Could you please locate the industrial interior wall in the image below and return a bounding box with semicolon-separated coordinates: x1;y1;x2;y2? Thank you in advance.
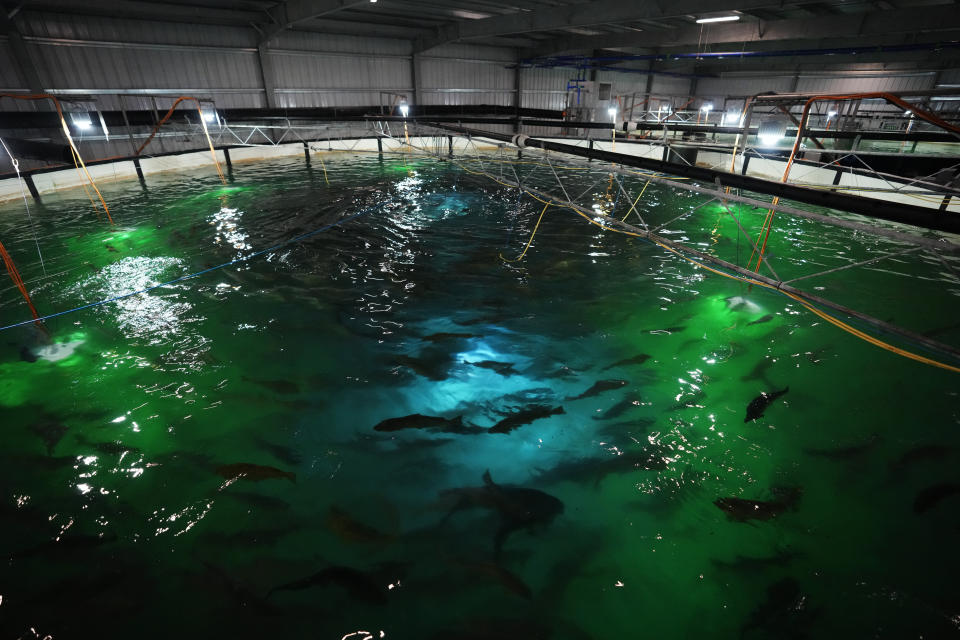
0;10;523;112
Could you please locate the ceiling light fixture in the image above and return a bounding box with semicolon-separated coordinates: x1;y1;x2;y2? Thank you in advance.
696;15;740;24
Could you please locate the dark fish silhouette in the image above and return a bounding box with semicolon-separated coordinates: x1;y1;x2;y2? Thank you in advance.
804;434;879;460
14;533;117;559
215;462;296;483
31;421;69;455
440;470;563;556
19;345;38;362
202;562;279;616
468;360;520;376
748;314;774;326
422;332;475;342
534;445;667;487
268;565;389;604
489;405;564;434
253;437;302;466
242;376;298;395
565;379;628;401
711;549;803;572
601;354;650;371
742;577;808;638
374;413;466;433
325;506;394;544
894;444;954;469
592;396;642;421
913;483;960;514
395;350;454;380
741;358;774;384
223;491;290;512
201;526;291;547
452;558;533;600
75;434;140;456
714;487;801;522
745;386;789;422
595;417;655;441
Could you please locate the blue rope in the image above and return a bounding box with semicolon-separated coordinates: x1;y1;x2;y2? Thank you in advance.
0;202;386;333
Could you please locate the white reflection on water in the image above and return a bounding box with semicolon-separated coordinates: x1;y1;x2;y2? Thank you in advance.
210;206;251;256
73;256;192;343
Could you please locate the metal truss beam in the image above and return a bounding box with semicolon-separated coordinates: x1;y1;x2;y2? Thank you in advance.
529;5;960;57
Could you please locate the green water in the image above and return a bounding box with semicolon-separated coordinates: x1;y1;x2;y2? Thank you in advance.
1;153;959;639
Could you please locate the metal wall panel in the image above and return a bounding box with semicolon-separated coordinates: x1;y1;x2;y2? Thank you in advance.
20;11;256;48
274;32;410;56
795;73;936;94
522;68;572;111
650;75;693;97
0;39;25;91
697;75;795;97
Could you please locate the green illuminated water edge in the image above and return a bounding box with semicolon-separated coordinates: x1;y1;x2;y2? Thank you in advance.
0;153;958;639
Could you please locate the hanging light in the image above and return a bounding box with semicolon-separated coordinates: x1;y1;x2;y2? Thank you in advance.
399;100;410;118
608;106;617;120
696;15;740;23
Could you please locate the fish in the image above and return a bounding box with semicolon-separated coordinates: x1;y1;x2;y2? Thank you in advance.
222;491;290;512
373;413;467;433
31;421;69;455
488;405;565;434
75;434;140;456
913;483;960;514
745;386;789;422
741;358;774;384
268;565;390;604
422;332;475;342
594;417;655;441
565;379;628;401
201;526;291;547
325;506;394;544
714;487;801;522
105;244;119;253
13;533;118;559
395;350;455;381
253;437;302;466
242;376;299;395
202;562;279;616
452;558;533;600
468;360;519;376
893;444;954;469
534;445;667;487
711;548;804;572
440;470;563;557
591;396;642;421
215;462;296;483
804;434;880;460
601;354;651;371
748;314;775;326
742;577;809;637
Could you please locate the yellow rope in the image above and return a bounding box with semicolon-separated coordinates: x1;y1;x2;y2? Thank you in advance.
621;179;651;222
500;201;550;262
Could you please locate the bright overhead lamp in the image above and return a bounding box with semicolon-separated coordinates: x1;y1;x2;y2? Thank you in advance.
71;114;92;130
696;15;740;23
701;104;713;112
608;106;617;119
399;101;410;117
202;111;217;123
827;110;837;117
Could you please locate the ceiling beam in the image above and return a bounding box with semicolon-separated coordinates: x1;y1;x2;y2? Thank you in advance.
22;0;263;27
412;0;807;53
527;4;960;57
259;0;370;43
